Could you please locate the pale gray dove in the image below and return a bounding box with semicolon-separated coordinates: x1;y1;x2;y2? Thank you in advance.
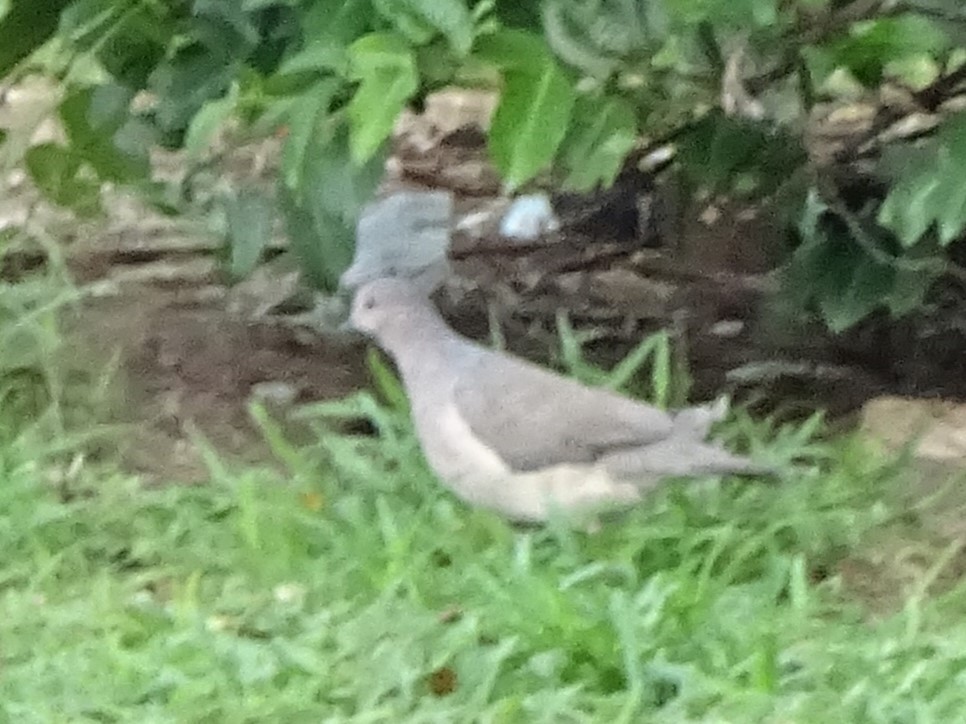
349;277;773;522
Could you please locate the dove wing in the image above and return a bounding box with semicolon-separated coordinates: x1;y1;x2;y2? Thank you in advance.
452;351;675;471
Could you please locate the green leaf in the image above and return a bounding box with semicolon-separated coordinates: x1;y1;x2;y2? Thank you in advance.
489;63;575;190
278;113;384;290
185;87;239;160
61;0;171;88
880;172;941;247
346;33;419;164
819;257;894;333
59;84;151;183
0;0;72;76
792;193;869;330
541;0;675;76
308;113;387;224
560;94;637;191
24;143;101;216
541;1;620;78
678;111;806;195
666;0;781;27
792;190;935;331
366;347;410;414
149;45;237;140
278;40;346;76
303;0;372;42
938;182;966;245
374;0;474;55
192;0;260;58
224;188;274;281
681;112;759;188
280;80;340;191
476;28;553;71
278;0;372;76
878;112;966;247
822;14;952;86
478;30;576;190
407;0;475;55
492;0;542;30
935;117;966;244
886;266;936;318
279;181;353;292
372;0;434;46
59;0;122;47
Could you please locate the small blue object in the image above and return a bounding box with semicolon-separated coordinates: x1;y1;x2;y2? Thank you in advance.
499;193;560;241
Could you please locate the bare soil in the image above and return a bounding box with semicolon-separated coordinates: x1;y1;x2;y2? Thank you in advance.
59;279;367;481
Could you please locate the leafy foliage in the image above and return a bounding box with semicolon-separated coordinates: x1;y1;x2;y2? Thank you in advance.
879;111;966;247
559;93;638;191
24;143;101;216
345;33;420;164
810;13;953;88
789;192;939;333
0;0;965;324
477;29;577;190
0;0;73;76
676;110;807;197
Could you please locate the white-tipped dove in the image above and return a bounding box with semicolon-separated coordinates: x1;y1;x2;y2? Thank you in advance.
349;278;772;522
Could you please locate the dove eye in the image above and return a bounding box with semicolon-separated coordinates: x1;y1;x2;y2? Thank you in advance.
362;296;376;311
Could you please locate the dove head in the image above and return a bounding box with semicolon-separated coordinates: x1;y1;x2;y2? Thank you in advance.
349;277;445;350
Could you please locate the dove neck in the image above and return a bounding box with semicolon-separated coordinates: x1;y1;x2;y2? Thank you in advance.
377;304;465;382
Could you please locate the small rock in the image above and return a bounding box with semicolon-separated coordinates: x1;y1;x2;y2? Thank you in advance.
710;320;746;338
423;88;497;135
860;396;966;464
250;381;299;407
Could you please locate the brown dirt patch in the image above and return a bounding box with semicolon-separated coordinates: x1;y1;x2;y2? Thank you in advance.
59;282;368;482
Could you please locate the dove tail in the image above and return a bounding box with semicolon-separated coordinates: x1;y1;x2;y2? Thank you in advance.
600;440;773;481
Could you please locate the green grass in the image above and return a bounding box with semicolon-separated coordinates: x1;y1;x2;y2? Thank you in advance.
2;271;966;722
4;382;966;723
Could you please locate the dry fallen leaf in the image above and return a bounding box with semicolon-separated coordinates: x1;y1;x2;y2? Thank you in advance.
427;666;458;697
300;491;324;512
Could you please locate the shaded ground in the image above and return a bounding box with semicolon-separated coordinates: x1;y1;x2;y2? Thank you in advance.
60;279;366;481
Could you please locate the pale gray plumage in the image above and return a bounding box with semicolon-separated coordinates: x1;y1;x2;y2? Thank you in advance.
349;277;771;521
